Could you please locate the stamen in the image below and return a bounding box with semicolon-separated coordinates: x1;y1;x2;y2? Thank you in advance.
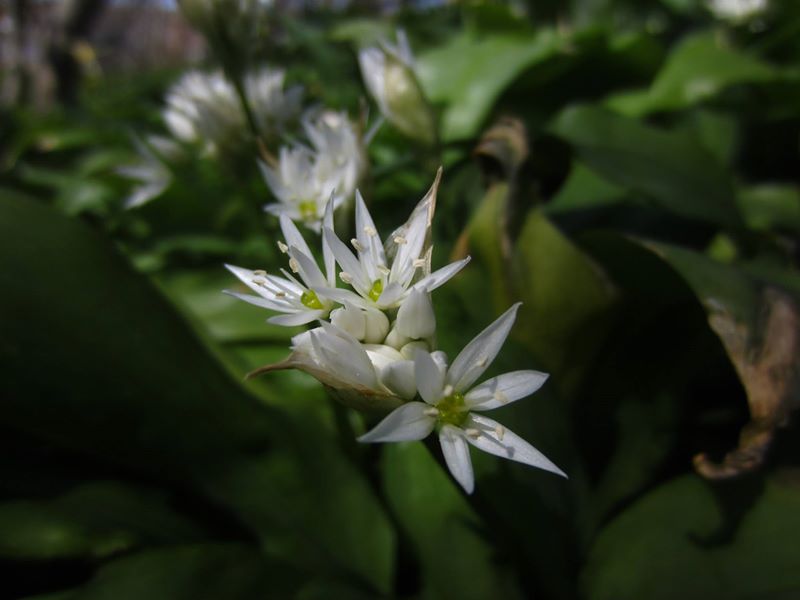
377;264;390;275
493;391;509;404
412;258;426;268
277;241;288;254
251;277;266;285
494;425;506;440
393;235;407;245
465;428;481;439
363;225;377;237
275;291;287;298
339;271;353;284
423;408;439;417
442;384;454;397
288;258;300;273
253;269;267;276
351;238;364;252
476;356;488;368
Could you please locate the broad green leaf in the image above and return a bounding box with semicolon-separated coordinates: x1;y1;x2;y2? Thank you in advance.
382;442;526;600
546;161;626;213
0;196;395;593
22;543;300;600
416;29;564;140
0;482;206;561
737;184;800;234
583;475;800;600
512;210;617;395
607;31;781;117
550;105;741;228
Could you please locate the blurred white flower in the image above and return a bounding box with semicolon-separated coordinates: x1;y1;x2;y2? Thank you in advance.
261;110;364;231
224;203;337;326
117;135;180;209
318;172;470;310
359;303;567;494
358;30;436;145
708;0;767;21
163;68;302;155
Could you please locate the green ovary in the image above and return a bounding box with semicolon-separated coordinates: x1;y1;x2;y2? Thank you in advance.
301;289;324;309
368;279;384;302
436;392;468;427
299;201;317;221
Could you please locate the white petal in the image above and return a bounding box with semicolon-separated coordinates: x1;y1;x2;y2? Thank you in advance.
312;286;371;309
279;213;313;259
412;256;471;292
323;227;370;295
396;288;436;340
414;350;445;405
363;307;390;344
322;195;337;286
311;324;378;389
355;191;386;280
358;402;435;443
288;245;326;290
464;414;567;478
375;282;405;307
267;310;325;326
389;207;428;287
379;359;417;400
465;370;549;411
439;425;474;494
222;290;291;312
446;303;521;393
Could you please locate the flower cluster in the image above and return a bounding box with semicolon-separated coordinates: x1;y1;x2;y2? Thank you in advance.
225;170;566;493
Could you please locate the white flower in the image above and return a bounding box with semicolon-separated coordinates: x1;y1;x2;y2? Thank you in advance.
244;67;304;139
117;135;179;209
304;109;365;207
224;203;337;326
358;303;567;494
163;68;302;154
290;322;416;401
358;30;436;145
708;0;766;21
317;170;470;311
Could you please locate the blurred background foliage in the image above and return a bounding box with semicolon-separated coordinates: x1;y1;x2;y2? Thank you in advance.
1;0;800;598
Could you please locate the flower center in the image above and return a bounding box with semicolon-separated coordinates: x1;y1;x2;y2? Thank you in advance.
436;391;468;427
299;200;317;220
300;289;323;309
368;279;384;302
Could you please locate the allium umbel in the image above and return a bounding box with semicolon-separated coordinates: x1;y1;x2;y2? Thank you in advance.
227;169;566;492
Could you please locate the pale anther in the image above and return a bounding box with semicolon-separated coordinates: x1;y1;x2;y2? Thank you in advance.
339;271;353;284
477;356;488;367
393;235;407;245
251;277;266;285
253;269;267;276
412;258;426;268
288;258;300;273
442;384;454;397
351;238;364;252
277;241;289;254
494;391;509;404
363;225;377;237
423;408;439;417
465;428;481;439
495;425;506;440
275;291;286;298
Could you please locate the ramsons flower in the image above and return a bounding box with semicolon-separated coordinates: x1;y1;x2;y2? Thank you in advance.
224;204;337;326
317;170;470;310
118;135;180;209
358;303;567;494
262;110;364;231
163;68;302;154
358;30;436;145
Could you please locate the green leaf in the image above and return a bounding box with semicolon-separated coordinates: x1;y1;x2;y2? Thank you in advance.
549;105;741;228
737;184;800;234
0;196;395;593
382;442;526;600
416;30;564;140
583;475;800;600
0;482;206;561
606;31;782;117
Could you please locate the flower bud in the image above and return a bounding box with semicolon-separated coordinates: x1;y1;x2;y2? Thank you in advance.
363;308;390;344
330;304;366;340
400;340;429;360
396;288;436;340
384;325;411;350
358;31;436;146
